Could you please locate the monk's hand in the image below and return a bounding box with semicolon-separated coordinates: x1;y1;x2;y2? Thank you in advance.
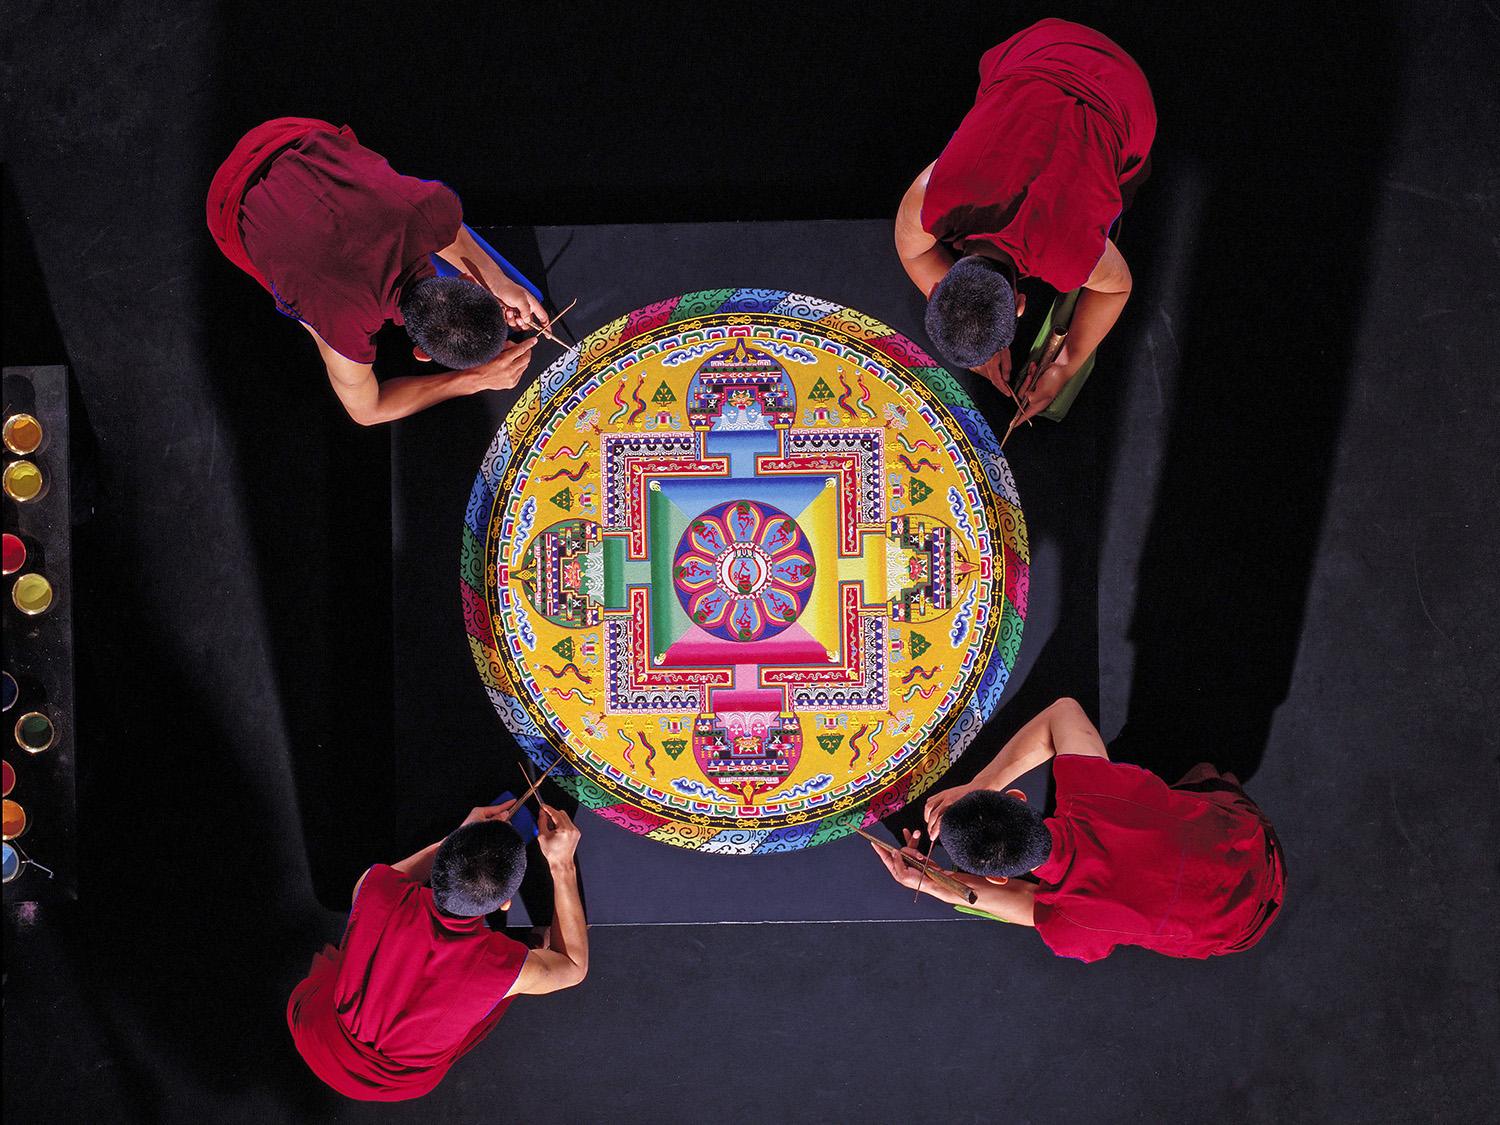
923;784;976;842
537;803;581;867
876;828;978;906
870;830;924;892
971;349;1014;399
1015;361;1071;423
467;336;539;393
871;828;951;898
463;800;517;827
496;281;550;333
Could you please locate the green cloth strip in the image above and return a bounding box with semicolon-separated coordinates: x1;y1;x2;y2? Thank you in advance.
1025;288;1095;422
955;903;1014;924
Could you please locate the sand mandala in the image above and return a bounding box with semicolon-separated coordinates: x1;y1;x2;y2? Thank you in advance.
462;289;1029;853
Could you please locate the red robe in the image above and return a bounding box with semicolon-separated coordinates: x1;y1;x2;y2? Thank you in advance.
287;865;528;1101
1031;757;1286;962
205;117;341;294
206;118;462;363
921;19;1157;292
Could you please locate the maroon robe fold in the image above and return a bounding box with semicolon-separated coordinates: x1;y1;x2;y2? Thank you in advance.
921;19;1157;291
287;865;528;1101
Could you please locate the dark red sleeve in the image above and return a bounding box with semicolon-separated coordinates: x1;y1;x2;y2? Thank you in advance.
485;932;529;995
1030;903;1121;963
347;864;408;932
408;180;463;258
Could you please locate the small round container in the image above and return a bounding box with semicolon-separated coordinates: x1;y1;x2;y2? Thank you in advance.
3;459;45;503
2;759;13;796
1;671;15;712
2;533;25;575
1;841;50;884
12;573;54;615
3;414;43;456
2;798;26;840
15;712;53;753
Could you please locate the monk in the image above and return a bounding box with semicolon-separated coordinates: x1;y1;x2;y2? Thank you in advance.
895;19;1156;421
287;799;588;1100
207;117;547;425
870;699;1285;962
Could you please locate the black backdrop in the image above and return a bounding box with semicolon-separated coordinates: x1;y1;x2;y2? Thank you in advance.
4;1;1499;1121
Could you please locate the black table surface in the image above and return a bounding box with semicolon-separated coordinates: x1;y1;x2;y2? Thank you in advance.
391;220;1099;924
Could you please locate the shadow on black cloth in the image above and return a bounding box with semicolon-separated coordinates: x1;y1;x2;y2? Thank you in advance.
1101;5;1400;783
1;166;69;369
195;200;396;904
48;611;336;1121
0;166;102;531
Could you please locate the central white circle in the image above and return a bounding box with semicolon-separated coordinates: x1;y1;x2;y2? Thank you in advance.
716;545;771;595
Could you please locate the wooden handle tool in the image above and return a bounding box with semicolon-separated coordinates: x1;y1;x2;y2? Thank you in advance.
514;755;562;808
856;828;978;904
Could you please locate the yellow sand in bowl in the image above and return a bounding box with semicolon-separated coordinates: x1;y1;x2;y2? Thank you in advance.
12;573;54;615
3;459;43;502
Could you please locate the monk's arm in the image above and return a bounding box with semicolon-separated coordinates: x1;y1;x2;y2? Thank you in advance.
870;834;1038;925
973;698;1110;791
1056;239;1132;373
519;859;589;994
1012;240;1132;422
926;698;1107;838
894;163;954;297
508;807;589;996
390;841;443;883
304;323;536;426
966;874;1039;927
435;225;548;329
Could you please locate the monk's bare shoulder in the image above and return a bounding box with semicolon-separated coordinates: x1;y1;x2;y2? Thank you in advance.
1085;239;1132;294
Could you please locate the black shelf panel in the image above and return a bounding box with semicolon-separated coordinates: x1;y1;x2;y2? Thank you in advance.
4;365;77;903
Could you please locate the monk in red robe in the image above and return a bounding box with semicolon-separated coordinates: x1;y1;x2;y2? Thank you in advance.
895;19;1156;421
207;117;546;425
287;800;588;1100
871;699;1285;962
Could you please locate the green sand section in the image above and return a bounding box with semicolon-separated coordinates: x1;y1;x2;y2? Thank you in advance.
566;775;616;810
669;289;736;323
460;525;485;590
647;488;693;657
602;535;652;610
809;807;868;846
907;365;970;408
998;601;1025;669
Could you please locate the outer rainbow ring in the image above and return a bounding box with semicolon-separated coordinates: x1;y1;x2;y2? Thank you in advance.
462;289;1029;854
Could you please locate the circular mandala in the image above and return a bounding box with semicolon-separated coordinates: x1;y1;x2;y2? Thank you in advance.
673;499;815;642
462;290;1029;854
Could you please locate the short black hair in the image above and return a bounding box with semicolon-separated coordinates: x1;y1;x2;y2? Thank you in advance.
941;790;1052;877
924;254;1017;369
430;820;526;917
400;276;509;370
